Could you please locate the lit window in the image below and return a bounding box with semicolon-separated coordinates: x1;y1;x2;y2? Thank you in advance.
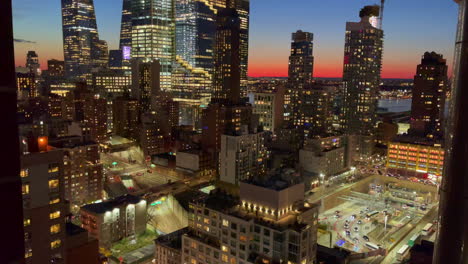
50;224;61;234
222;254;228;262
49;179;59;189
48;163;59;173
50;211;60;219
50;239;61;249
22;184;30;195
20;169;29;178
24;218;31;227
222;219;229;227
50;198;60;204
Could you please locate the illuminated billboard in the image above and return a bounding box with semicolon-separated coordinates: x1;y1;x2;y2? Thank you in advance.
122;46;131;60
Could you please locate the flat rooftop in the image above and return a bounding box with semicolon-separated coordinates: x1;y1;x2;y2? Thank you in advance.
81;194;141;214
194;190;316;232
155;227;188;250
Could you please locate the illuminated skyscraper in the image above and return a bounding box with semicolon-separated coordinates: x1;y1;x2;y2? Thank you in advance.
61;0;106;79
118;0;132;72
341;5;383;158
285;30;314;128
212;8;241;105
227;0;249;97
172;0;218;126
410;52;448;138
288;30;314;84
131;0;174;91
119;0;132;48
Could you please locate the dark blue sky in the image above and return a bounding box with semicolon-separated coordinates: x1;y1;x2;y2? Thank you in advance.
13;0;459;77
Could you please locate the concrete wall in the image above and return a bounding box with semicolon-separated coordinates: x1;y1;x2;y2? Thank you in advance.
176;152;199;171
240;182;305;211
300;147;346;176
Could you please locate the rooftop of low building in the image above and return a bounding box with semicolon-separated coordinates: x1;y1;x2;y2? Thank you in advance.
81;194;142;214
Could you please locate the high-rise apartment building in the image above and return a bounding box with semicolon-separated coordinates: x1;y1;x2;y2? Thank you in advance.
285;30;314;128
140;112;168;156
175;180;318;264
219;132;268;185
82;96;108;143
21;148;67;263
61;0;106;79
288;30;314;84
131;0;174;91
47;59;65;77
212;8;242;105
228;0;249;96
341;5;383;158
293;84;334;138
72;83;108;143
410;52;448;138
131;59;161;113
26;51;40;76
113;96;140;140
16;72;36;99
202;7;257;170
49;136;103;206
249;85;285;133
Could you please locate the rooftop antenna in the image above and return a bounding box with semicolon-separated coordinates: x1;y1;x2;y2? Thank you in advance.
380;0;385;29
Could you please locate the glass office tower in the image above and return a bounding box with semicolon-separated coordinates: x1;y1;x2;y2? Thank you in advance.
61;0;105;79
131;0;175;92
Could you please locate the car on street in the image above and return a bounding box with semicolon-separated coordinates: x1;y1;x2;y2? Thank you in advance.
335;210;340;215
346;231;351;236
363;235;370;241
357;220;362;225
351;214;356;220
354;227;359;232
353;237;360;243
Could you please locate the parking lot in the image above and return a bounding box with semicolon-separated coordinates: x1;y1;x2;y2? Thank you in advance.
317;182;436;255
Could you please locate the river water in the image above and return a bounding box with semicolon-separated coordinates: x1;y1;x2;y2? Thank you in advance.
378;99;411;113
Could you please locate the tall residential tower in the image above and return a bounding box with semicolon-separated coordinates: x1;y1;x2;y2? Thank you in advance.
228;0;250;96
288;30;314;84
410;51;448;138
341;5;383;159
